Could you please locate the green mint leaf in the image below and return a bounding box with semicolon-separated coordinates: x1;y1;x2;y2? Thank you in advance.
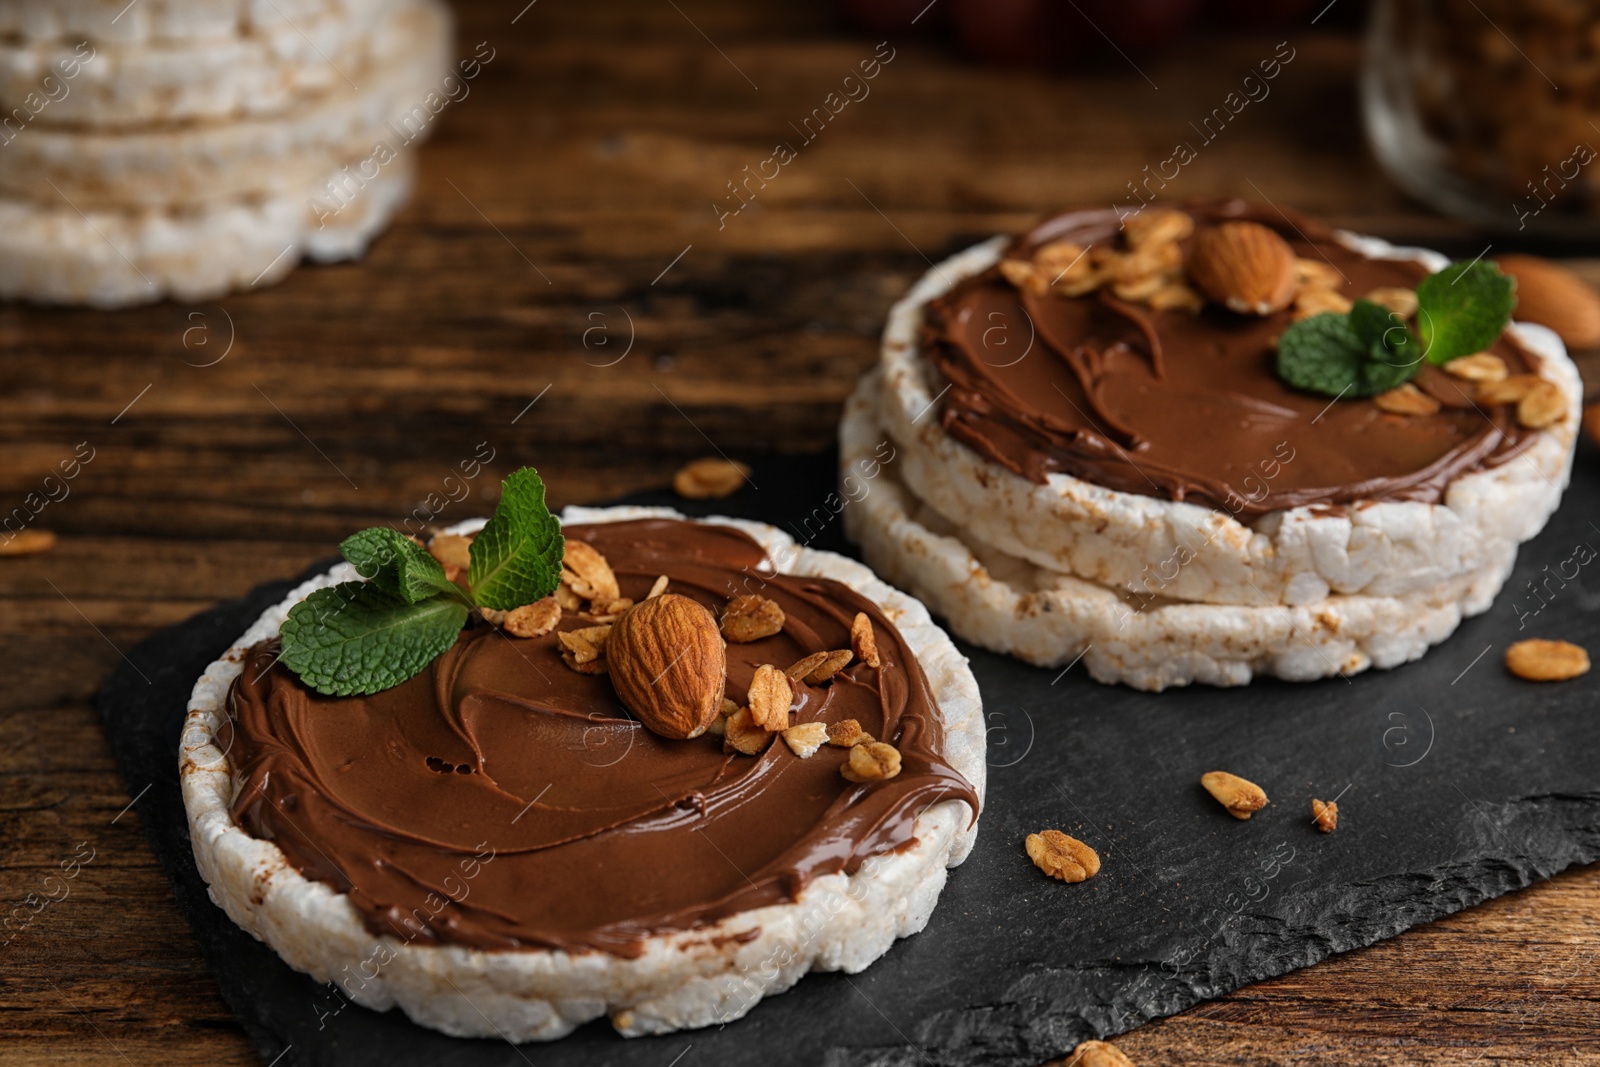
468;467;563;610
340;527;461;604
1276;312;1370;397
1361;346;1421;394
280;581;469;696
1416;260;1515;365
1348;298;1423;392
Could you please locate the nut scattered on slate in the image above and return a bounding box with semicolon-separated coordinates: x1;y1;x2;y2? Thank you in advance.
1025;830;1101;884
1311;798;1339;833
1201;770;1269;820
673;457;750;499
1505;639;1590;681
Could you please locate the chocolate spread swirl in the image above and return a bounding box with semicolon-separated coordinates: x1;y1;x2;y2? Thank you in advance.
223;519;977;958
923;200;1537;515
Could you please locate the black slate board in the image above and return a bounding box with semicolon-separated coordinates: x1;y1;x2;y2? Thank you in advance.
97;448;1600;1067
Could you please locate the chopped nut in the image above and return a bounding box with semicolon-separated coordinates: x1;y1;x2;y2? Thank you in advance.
1034;241;1094;287
557;630;603;665
562;539;620;602
1475;374;1542;406
673;457;752;500
1147;283;1205;313
554;584;583;612
721;595;785;643
0;529;58;557
1293;285;1353;320
782;721;829;758
427;532;472;570
1055;268;1107;298
1363;287;1419;317
721;697;739;715
841;741;902;783
1201;770;1269;819
1110;273;1166;302
502;597;562;638
1122;208;1193;250
1505;639;1590;681
560;649;608;675
1373;383;1441;416
647;575;669;599
785;652;829;681
585;596;633;621
803;649;854;684
826;718;874;748
477;607;508;626
1442;352;1509;383
1517;379;1566;429
746;664;793;732
1311;798;1339;833
1025;830;1101;883
850;612;881;669
1294;258;1344;288
1064;1039;1135;1067
723;706;773;755
999;258;1048;296
705;713;727;737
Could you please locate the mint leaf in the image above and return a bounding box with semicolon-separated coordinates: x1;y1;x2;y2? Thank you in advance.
280;582;469;696
340;527;461;604
1276;312;1369;396
1416;260;1515;365
468;468;563;610
1349;298;1423;392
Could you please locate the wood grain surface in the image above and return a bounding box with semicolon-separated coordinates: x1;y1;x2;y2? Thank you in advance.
0;1;1595;1064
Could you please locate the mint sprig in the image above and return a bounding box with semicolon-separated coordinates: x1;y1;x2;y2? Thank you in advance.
279;467;564;696
1275;260;1516;398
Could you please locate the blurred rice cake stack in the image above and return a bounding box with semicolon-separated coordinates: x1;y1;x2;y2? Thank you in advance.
0;0;452;307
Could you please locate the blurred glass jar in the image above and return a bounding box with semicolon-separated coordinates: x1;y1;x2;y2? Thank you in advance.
1363;0;1600;234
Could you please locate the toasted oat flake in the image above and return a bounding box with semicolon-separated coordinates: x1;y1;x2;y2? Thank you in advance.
1311;798;1339;833
1373;383;1441;416
562;539;620;601
721;595;785;643
840;741;901;783
746;664;792;732
850;612;881;669
673;457;751;500
826;718;873;748
723;706;773;755
502;597;562;638
804;649;854;684
781;722;828;758
427;532;472;571
1442;352;1508;383
1025;829;1101;883
1505;639;1590;681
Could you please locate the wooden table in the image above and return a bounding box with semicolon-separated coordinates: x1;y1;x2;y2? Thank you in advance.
2;2;1596;1063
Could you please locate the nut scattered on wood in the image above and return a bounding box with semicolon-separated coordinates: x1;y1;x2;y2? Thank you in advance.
841;741;902;783
605;594;727;739
501;597;562;638
1505;639;1590;681
673;457;751;500
1187;220;1297;316
1025;830;1101;884
1496;253;1600;350
1201;770;1269;820
1311;798;1339;833
0;529;57;558
427;532;472;570
647;575;669;599
826;718;873;748
1442;352;1508;383
1475;373;1542;406
723;706;774;755
802;649;854;684
1373;382;1441;416
850;612;881;669
1517;379;1566;429
745;664;792;732
721;595;785;643
1363;287;1419;318
782;721;828;758
1122;208;1193;250
1063;1039;1135;1067
562;539;620;602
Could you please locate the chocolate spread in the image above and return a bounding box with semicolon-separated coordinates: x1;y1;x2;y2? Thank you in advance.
924;200;1536;515
223;519;977;957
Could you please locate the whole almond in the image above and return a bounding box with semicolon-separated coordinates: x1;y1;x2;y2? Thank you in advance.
1201;770;1268;819
1497;254;1600;350
606;594;726;739
1188;221;1297;316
